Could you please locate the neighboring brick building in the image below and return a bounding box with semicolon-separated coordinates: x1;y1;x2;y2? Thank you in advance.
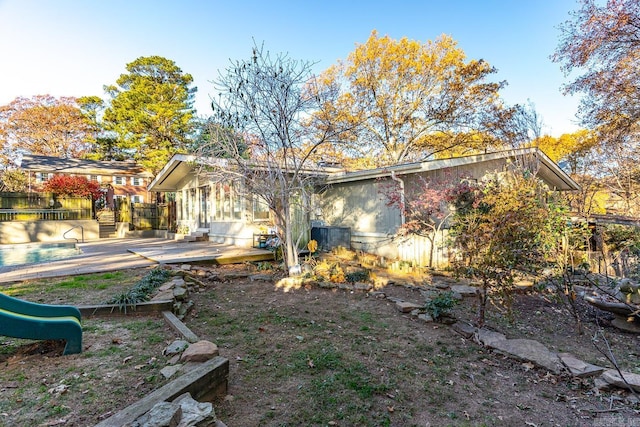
18;154;154;208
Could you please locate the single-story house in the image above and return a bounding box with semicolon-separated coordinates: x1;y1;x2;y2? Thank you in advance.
18;154;154;207
148;147;579;267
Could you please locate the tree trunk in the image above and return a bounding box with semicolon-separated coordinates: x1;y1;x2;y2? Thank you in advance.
476;285;488;328
281;197;300;275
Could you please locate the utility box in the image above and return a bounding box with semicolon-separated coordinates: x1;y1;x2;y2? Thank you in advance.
311;226;351;251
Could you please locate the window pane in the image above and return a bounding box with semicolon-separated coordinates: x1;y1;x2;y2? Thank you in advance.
223;184;231;219
232;182;242;220
253;197;270;221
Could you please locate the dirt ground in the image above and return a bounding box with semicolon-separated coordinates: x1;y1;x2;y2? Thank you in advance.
187;267;640;427
1;263;639;426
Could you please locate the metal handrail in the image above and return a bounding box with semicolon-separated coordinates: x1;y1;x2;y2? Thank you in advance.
63;225;84;243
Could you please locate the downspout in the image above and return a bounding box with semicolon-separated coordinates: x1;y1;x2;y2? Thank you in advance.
390;171;405;226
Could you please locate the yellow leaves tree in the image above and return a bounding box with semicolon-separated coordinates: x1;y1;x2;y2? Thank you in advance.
311;30;506;166
534;129;597;169
535;130;611;216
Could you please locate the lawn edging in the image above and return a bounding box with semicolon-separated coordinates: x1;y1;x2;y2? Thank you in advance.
78;300;174;317
93;356;229;427
91;304;229;426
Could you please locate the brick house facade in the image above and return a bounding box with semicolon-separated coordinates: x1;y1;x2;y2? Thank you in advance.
18;154;154;208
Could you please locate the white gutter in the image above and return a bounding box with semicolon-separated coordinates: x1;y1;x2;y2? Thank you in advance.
390;170;405;225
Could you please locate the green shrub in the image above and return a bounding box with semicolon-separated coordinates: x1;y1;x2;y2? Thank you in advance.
105;268;172;311
425;291;458;320
345;270;370;283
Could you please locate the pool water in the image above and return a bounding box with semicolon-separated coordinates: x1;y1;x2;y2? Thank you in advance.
0;242;82;267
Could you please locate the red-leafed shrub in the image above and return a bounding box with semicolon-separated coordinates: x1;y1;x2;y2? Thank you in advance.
42;175;102;200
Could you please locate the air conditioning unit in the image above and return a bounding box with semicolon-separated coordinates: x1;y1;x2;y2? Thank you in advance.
311;226;351;251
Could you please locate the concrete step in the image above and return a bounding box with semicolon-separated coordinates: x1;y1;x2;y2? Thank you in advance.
99;224;117;238
175;231;209;243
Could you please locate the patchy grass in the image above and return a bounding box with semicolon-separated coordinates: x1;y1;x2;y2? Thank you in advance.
187;263;640;426
2;269;152;305
0;316;177;426
0;269;179;426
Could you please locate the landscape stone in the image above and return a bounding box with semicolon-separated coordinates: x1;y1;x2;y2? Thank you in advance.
419;289;440;299
131;393;217;427
160;364;183;379
180;264;192;271
450;285;478;297
178;301;194;318
172;278;186;287
354;282;372;291
221;271;251;280
450;291;463;301
207;272;221;281
367;291;386;298
398;282;416;289
418;313;434;322
476;328;507;347
152;289;176;302
489;338;564;374
132;401;182;427
451;321;476;339
396;301;423;313
164;340;190;356
173;392;216;425
337;283;354;291
600;369;640;392
249;274;274;282
181;341;219;363
558;353;605;378
593;376;615;391
173;286;188;301
159;282;175;292
611;316;640;333
318;281;337;289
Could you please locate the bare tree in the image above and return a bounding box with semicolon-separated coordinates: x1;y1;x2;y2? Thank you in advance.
196;44;345;274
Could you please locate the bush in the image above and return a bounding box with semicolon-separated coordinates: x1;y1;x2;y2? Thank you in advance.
425;291;458;320
105;268;172;311
345;270;370;283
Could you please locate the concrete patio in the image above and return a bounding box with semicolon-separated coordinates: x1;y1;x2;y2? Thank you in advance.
0;238;274;284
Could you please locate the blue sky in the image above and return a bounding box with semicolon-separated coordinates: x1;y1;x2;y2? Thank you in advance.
0;0;582;136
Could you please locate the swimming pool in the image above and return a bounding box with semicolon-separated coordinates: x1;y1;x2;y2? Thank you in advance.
0;242;82;267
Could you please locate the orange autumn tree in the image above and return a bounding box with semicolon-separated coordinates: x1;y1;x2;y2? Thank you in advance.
42;175;102;201
0;95;98;166
311;30;507;167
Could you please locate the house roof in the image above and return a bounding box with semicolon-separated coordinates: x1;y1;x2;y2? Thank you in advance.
147;154;335;192
147;154;198;192
18;154;153;178
324;147;580;191
148;147;580;192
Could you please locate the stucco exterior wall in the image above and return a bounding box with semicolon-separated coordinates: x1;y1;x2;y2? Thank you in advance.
0;220;99;244
318;159;519;266
318;180;402;259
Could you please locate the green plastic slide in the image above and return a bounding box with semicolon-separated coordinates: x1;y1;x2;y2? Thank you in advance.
0;293;82;355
